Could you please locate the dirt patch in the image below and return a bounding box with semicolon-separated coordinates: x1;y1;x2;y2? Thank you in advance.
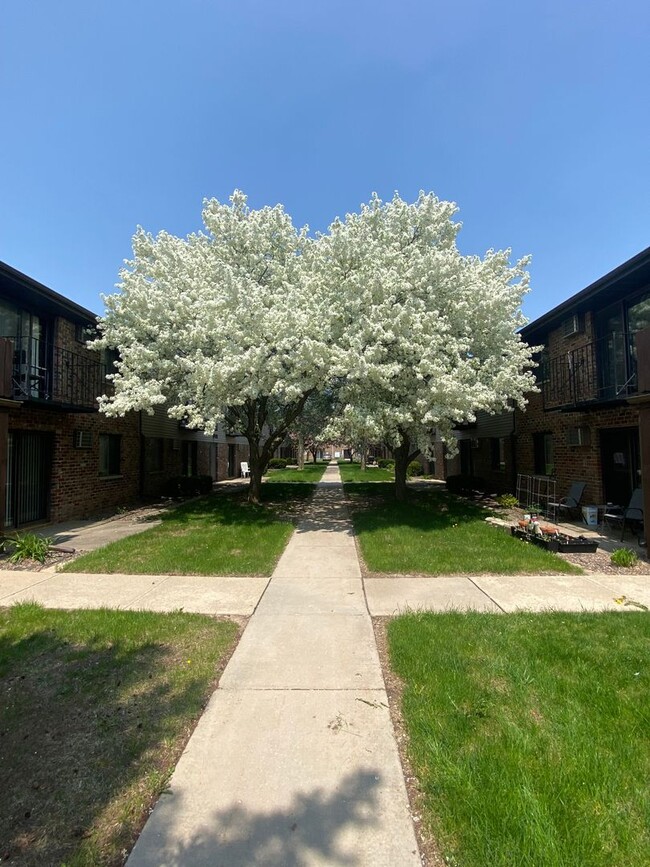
0;550;77;572
372;616;445;867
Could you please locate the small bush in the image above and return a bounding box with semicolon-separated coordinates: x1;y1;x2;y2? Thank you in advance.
2;533;53;564
377;458;395;469
496;493;519;508
446;474;486;495
163;475;213;498
268;458;289;469
407;460;424;477
610;548;639;568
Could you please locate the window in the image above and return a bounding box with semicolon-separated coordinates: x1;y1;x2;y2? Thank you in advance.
533;432;554;476
75;322;97;343
99;434;121;477
534;349;550;384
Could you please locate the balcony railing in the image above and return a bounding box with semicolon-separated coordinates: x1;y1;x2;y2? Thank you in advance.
542;332;638;410
1;336;112;411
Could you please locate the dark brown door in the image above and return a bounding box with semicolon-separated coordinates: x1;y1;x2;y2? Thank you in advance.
600;427;640;507
5;431;52;527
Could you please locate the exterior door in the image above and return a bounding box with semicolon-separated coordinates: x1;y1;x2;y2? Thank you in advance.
5;431;52;527
459;439;474;476
600;427;640;508
227;444;236;477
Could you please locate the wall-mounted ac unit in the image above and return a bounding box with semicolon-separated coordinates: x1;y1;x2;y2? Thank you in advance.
563;314;583;338
74;430;92;449
567;426;590;447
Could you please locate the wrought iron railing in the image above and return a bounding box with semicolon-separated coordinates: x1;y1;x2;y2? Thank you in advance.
1;336;113;410
542;331;638;410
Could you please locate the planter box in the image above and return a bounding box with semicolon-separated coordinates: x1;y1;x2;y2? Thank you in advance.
510;527;599;554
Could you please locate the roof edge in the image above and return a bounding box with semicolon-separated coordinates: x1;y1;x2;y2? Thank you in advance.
522;245;650;337
0;260;99;322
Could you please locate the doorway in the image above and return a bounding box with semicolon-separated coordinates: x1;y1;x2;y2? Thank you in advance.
459;439;474;476
5;431;52;527
600;427;640;507
227;444;236;478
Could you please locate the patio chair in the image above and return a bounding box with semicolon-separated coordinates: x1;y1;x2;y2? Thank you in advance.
240;461;250;478
604;488;644;541
548;481;586;521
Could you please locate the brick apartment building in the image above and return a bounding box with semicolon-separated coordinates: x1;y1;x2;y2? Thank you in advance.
432;246;650;517
0;262;249;530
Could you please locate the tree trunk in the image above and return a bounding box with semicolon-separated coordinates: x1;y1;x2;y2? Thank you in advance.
310;448;318;463
393;431;420;502
393;439;410;502
360;441;368;471
297;433;305;470
246;438;265;505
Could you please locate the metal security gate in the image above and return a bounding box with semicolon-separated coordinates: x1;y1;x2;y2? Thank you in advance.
5;431;52;528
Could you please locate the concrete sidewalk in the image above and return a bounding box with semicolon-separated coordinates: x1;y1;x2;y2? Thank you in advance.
127;464;421;867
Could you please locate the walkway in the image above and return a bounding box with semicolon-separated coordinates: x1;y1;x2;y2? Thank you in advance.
127;463;421;866
2;468;649;864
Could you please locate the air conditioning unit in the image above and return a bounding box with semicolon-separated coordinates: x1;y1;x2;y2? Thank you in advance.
567;426;590;447
563;314;583;338
74;430;92;449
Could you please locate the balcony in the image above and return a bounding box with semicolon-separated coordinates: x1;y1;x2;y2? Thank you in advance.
0;336;112;411
542;332;638;411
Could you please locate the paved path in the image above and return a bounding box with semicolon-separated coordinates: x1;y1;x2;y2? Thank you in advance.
127;464;421;866
2;471;649;865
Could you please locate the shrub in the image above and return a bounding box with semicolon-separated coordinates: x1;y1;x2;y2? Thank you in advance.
611;548;639;568
446;474;486;495
377;458;395;469
496;493;519;508
268;458;289;469
407;460;424;477
163;475;213;498
2;533;53;564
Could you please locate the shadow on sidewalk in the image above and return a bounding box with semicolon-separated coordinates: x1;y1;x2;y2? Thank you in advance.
135;768;382;866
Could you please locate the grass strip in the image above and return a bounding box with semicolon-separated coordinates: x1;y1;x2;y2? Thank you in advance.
347;483;581;574
337;463;395;483
63;484;315;575
264;462;327;483
0;602;239;867
388;611;650;867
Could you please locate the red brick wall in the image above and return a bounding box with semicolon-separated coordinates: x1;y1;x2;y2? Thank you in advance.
9;404;140;522
515;391;639;505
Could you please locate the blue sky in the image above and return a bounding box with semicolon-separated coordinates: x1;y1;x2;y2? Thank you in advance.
2;1;649;321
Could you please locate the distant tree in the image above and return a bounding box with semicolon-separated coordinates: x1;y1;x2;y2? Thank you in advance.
289;389;337;468
94;192;333;503
317;192;536;500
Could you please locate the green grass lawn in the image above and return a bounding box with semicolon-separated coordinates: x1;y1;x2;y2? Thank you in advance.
265;462;327;482
337;462;395;483
346;483;580;574
63;484;315;575
0;602;239;867
388;611;650;867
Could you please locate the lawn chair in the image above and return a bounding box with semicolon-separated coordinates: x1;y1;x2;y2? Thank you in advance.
604;488;644;541
240;461;250;478
548;481;586;521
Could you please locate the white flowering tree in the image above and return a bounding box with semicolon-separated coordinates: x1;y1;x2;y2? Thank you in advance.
317;192;537;500
94;192;333;503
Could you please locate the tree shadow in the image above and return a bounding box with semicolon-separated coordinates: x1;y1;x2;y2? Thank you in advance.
133;769;382;867
0;608;234;866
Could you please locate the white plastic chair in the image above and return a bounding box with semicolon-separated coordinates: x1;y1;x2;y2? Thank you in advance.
240;461;250;478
